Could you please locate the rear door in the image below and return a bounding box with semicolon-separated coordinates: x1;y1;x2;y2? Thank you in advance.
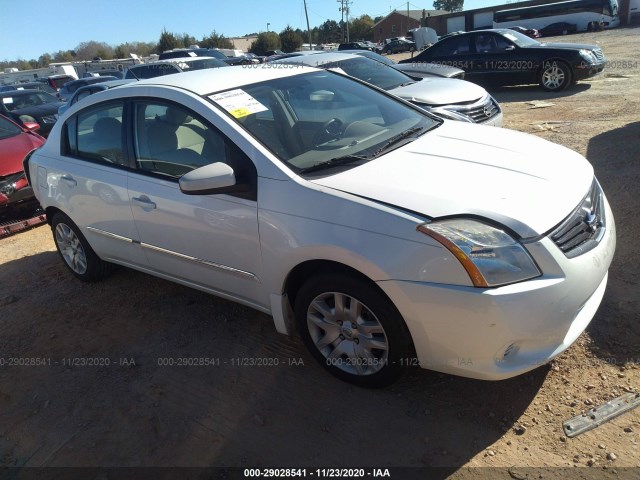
50;100;147;267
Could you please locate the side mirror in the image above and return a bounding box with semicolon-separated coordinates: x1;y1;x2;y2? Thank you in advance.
179;162;236;195
505;45;516;51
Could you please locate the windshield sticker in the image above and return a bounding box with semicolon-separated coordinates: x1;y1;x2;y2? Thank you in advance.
2;97;13;104
209;89;268;118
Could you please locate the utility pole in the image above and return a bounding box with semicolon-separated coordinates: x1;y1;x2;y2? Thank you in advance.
303;0;312;50
338;0;345;42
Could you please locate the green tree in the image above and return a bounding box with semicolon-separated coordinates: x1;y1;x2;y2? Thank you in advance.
114;41;157;58
318;20;341;43
279;26;303;52
349;15;374;41
74;41;114;60
200;31;234;49
37;53;52;68
249;32;281;55
158;28;180;54
180;33;198;48
52;50;75;62
433;0;463;12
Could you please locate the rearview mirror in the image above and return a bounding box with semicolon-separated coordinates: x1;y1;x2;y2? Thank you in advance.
179;162;236;195
310;90;335;102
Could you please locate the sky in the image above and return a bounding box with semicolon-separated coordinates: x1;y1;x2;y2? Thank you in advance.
0;0;507;61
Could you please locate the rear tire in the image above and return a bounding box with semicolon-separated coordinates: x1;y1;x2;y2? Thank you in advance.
51;212;115;282
295;273;411;387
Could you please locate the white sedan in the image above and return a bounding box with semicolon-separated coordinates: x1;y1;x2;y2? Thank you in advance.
24;65;615;387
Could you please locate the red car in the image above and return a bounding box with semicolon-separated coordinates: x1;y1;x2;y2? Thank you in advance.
0;114;45;211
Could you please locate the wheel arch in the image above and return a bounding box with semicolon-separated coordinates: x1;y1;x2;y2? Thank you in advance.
279;259;416;355
45;206;63;225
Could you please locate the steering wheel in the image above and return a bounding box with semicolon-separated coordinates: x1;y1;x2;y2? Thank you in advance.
312;118;344;148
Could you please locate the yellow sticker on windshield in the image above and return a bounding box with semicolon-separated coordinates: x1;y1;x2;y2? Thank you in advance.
228;107;252;118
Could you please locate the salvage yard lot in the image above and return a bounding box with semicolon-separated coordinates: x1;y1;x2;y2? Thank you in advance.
0;27;638;476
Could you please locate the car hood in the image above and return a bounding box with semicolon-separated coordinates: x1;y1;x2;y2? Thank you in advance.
0;132;43;176
309;121;594;238
388;77;486;106
536;42;599;51
394;62;464;79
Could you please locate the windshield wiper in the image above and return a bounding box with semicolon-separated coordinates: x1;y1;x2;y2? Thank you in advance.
373;126;426;156
299;154;369;174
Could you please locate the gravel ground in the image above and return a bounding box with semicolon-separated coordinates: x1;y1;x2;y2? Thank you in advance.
0;26;639;479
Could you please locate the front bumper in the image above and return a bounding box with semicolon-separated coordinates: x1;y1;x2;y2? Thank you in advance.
575;60;606;80
378;193;616;380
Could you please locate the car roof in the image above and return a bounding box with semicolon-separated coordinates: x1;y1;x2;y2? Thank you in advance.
128;65;319;96
156;56;219;64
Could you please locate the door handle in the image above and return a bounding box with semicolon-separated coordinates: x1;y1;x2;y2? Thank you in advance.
132;195;157;210
60;175;77;187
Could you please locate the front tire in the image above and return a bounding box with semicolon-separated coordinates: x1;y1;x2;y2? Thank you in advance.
295;274;411;387
51;212;114;282
539;60;572;91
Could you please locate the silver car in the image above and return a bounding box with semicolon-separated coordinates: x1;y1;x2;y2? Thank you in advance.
272;52;503;126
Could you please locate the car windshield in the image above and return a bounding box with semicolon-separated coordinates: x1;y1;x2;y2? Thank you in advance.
284;56;414;91
1;91;58;111
500;30;540;47
209;71;437;173
0;115;21;140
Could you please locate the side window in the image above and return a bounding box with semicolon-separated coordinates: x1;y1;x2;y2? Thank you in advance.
133;100;257;199
70;102;125;165
433;36;471;56
475;34;510;53
134;101;231;178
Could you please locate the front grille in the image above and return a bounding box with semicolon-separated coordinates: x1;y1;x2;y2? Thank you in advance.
593;48;604;62
449;97;500;123
550;179;606;258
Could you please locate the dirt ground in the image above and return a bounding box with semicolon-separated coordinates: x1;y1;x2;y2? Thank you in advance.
0;27;639;479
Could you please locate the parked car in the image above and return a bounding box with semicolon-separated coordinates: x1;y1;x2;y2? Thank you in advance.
58;79;135;116
0;114;45;212
0;82;56;94
82;70;125;79
509;26;541;38
338;42;373;51
124;57;228;79
341;49;465;79
382;39;417;54
159;48;258;66
400;29;606;91
272;52;501;126
0;89;64;137
539;22;578;37
35;74;76;92
25;66;615;387
57;76;119;102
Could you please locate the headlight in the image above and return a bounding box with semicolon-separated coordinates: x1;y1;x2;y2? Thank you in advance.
417;219;541;287
424;106;474;123
579;49;596;64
